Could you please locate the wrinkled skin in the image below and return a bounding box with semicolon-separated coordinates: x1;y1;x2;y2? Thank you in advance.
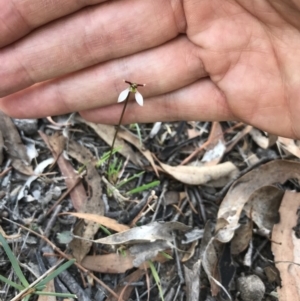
0;0;300;138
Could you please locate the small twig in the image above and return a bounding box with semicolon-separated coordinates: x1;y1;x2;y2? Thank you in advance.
151;180;168;222
129;191;157;227
172;232;185;285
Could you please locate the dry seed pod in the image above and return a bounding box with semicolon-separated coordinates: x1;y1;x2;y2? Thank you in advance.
236;275;265;301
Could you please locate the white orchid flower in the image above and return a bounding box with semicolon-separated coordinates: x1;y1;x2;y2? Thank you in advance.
117;81;145;106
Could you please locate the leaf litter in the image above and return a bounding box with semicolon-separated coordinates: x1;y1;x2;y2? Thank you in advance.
1;114;300;301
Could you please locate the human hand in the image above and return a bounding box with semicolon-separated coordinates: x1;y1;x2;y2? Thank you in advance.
0;0;300;138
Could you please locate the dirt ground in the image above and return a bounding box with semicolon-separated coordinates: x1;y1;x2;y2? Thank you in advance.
0;112;299;301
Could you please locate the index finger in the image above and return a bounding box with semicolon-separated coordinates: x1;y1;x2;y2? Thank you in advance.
0;0;183;97
0;0;108;47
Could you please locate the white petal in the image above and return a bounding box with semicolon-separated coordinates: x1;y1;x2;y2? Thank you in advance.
135;91;144;106
118;88;130;102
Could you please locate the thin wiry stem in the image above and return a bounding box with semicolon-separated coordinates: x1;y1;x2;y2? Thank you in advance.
107;91;131;172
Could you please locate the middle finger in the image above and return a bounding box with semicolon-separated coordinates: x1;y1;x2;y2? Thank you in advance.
0;0;181;97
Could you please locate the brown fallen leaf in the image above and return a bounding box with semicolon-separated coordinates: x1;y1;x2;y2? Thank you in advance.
201;122;226;166
200;221;221;296
159;161;238;186
184;260;201;301
0;111;33;175
39;131;86;212
66;140;105;263
215;160;300;243
272;191;300;301
244;185;283;235
61;212;129;232
231;218;253;255
81;250;170;274
82;251;135;274
76;116;143;167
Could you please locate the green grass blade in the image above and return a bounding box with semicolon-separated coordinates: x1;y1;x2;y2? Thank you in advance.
0;233;29;287
159;251;173;260
133;123;143;146
35;291;77;298
0;274;25;291
96;147;122;167
99;224;112;236
127;180;160;195
148;261;165;301
35;259;75;288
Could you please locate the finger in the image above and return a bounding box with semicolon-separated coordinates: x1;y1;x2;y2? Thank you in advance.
80;79;296;138
0;0;184;97
80;79;234;124
0;36;205;118
0;0;108;47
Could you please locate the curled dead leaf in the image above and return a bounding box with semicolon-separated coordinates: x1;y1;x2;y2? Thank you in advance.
215;160;300;243
159;161;238;185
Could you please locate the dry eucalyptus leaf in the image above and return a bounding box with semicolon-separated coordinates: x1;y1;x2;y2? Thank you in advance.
82;250;170;274
82;251;135;274
231;218;253;255
249;128;277;149
202;139;226;166
272;191;300;301
0;111;32;174
184;260;201;301
66;140;105;262
200;221;221;296
94;221;190;245
129;240;170;267
17;158;54;201
62;212;129;232
181;241;198;262
76;116;142;167
215;160;300;243
39;132;87;212
70;218;100;263
244;185;283;235
159;161;238;185
202;122;226;166
277;137;300;158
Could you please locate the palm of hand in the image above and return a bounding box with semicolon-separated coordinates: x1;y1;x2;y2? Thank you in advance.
184;0;300;138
